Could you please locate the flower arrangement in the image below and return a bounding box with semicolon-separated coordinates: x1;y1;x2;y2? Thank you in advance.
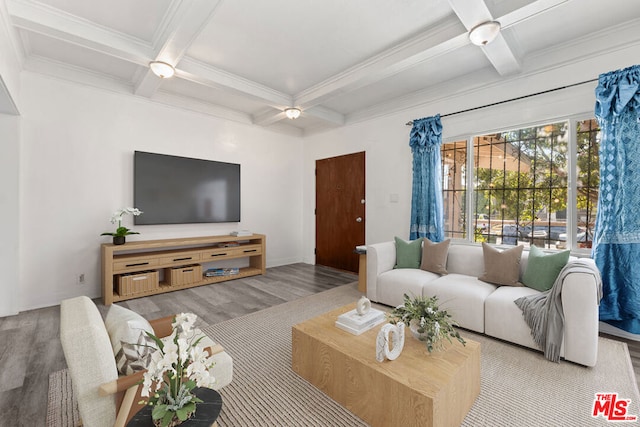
141;313;217;427
100;207;143;237
388;293;466;353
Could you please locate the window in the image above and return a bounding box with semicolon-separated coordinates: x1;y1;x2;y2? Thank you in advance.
442;140;467;239
574;118;600;249
441;118;600;251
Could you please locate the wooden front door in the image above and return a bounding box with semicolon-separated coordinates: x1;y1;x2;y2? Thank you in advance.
315;152;365;273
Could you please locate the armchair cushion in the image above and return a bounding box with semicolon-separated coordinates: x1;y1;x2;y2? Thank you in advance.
105;304;156;375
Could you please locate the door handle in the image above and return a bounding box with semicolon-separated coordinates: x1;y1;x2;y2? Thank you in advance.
356;217;362;222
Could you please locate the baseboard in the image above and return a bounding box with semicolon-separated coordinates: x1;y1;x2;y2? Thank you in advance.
599;321;640;341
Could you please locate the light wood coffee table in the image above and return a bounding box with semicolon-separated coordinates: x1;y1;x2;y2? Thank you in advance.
292;303;480;427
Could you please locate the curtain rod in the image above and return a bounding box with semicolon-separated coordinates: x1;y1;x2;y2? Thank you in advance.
405;78;599;126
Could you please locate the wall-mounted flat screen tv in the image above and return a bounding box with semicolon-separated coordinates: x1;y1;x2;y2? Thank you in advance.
134;151;241;225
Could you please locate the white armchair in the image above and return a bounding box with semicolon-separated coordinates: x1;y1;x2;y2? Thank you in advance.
60;296;233;427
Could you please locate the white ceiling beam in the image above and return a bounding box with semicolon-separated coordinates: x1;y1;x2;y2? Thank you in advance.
446;0;520;76
303;106;345;126
252;109;287;126
480;34;521;76
294;16;466;109
134;0;222;97
178;57;293;108
8;0;153;65
499;0;569;29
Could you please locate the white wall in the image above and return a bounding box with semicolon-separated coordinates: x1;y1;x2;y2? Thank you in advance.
0;114;20;316
301;46;639;264
19;72;303;311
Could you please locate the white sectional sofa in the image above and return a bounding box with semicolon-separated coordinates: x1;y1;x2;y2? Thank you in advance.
366;241;601;366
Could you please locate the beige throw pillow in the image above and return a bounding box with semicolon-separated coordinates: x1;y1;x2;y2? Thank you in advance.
420;238;450;275
105;304;157;375
478;243;524;286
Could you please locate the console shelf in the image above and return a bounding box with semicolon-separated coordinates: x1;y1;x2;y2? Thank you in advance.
101;234;266;305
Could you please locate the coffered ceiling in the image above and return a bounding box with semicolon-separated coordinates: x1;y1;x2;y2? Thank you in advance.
4;0;640;135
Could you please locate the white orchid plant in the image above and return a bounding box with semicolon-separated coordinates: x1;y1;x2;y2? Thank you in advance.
100;207;143;237
141;313;217;427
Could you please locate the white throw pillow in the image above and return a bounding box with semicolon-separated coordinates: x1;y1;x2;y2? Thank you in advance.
104;304;156;376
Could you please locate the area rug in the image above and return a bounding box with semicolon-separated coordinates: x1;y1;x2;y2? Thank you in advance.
48;283;640;426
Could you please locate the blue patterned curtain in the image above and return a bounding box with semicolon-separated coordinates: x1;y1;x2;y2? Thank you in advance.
409;115;444;241
593;64;640;334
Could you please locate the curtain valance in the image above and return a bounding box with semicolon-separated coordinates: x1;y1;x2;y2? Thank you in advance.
595;64;640;120
409;115;443;153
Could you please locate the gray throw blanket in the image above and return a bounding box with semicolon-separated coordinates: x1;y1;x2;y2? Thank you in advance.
514;259;603;362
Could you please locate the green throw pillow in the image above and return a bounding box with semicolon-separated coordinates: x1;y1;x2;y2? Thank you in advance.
522;245;570;291
394;237;423;269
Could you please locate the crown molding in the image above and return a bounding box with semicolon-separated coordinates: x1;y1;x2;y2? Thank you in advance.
151;89;252;125
8;0;153;65
0;0;25;68
24;54;134;93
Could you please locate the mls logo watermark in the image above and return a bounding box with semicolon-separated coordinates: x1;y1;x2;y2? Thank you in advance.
592;393;638;422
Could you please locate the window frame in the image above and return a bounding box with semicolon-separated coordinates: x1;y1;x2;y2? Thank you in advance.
444;114;598;254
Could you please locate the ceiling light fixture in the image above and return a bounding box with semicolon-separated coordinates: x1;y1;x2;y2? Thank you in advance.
468;21;501;46
149;61;175;79
284;108;301;119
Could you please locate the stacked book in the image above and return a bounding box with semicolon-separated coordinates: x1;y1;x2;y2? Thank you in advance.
204;267;240;277
335;307;386;335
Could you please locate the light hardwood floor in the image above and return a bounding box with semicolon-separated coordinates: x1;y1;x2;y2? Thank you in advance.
1;263;639;427
0;263;357;427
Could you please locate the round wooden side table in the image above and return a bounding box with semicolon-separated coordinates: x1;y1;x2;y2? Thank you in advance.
127;388;222;427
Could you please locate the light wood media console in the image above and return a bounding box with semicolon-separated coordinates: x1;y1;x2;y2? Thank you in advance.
101;234;266;305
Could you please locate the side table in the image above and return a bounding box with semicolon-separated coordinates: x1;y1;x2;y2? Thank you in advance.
355;245;367;293
127;388;222;427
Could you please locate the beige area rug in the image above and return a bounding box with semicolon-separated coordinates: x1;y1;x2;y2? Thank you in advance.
48;283;640;426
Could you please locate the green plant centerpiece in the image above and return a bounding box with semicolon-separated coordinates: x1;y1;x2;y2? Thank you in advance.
100;207;143;243
141;313;217;427
388;293;466;353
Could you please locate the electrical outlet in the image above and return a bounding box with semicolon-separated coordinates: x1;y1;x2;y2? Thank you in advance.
77;273;85;285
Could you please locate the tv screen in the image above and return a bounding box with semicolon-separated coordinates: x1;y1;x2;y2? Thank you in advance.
134;151;241;225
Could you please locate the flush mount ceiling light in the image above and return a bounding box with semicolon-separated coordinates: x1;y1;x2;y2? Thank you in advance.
468;21;501;46
149;61;175;78
284;107;301;119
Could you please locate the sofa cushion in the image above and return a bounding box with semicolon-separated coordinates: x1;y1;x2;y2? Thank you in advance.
446;244;486;277
394;237;423;268
522;245;570;291
105;304;156;376
484;286;564;357
423;274;497;333
378;268;439;307
479;243;524;286
420;238;450;275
